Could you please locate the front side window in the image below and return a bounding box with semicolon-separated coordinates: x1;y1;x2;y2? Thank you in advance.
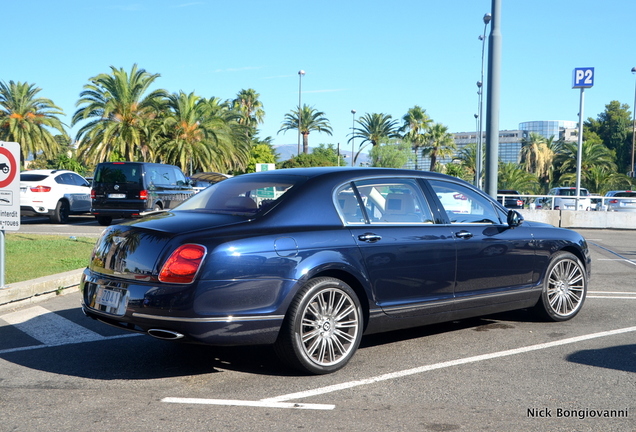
339;178;434;224
429;180;501;224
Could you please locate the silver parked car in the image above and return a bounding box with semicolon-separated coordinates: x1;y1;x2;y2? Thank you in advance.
604;190;636;212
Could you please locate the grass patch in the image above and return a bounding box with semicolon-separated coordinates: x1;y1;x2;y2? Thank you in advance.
4;234;96;284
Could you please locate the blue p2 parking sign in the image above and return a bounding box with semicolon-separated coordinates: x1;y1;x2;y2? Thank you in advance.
573;67;594;88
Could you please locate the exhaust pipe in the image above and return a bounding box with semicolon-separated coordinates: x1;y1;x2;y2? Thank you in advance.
147;329;185;340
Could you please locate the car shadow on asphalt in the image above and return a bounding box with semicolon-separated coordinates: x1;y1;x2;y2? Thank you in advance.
0;307;574;379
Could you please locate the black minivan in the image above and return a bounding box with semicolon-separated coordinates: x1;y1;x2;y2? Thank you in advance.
91;162;195;225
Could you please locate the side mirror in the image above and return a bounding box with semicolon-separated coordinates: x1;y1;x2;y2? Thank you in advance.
507;210;524;228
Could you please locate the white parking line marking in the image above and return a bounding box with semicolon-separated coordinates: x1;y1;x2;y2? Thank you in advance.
0;306;142;354
588;291;636;294
262;326;636;404
588;290;636;299
1;306;104;346
162;397;334;410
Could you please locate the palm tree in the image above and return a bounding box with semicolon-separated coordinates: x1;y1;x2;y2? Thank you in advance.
278;104;332;154
520;132;555;183
0;81;66;162
349;113;400;164
156;91;216;174
498;162;539;193
422;123;456;172
555;140;618;190
455;142;479;181
232;88;264;137
400;105;432;170
72;64;168;164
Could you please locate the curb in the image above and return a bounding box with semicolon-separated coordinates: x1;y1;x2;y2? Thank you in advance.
0;268;84;312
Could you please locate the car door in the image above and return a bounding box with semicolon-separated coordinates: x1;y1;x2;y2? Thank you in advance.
337;178;457;318
55;173;91;212
427;179;536;310
68;172;92;212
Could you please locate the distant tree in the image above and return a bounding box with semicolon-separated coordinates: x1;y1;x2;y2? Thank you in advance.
278;104;333;154
399;106;432;170
555;139;618;192
73;64;168;164
585;100;632;172
422;123;456;172
278;144;344;168
444;162;471;181
349;113;400;164
454;142;479;182
236;141;278;174
233;88;265;138
157;91;218;175
369;141;411;168
497;162;539;194
520;132;555;185
0;80;66;162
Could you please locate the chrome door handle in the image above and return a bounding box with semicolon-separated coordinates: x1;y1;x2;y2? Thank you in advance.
358;233;382;243
455;230;473;239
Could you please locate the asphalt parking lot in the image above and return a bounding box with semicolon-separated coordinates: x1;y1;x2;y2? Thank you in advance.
0;228;634;431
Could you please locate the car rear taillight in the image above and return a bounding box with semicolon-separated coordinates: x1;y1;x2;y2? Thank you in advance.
30;185;51;192
91;189;96;199
140;190;148;200
516;199;523;207
159;244;206;284
609;199;619;204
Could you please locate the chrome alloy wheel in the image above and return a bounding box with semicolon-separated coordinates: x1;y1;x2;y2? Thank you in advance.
546;256;585;318
299;287;361;367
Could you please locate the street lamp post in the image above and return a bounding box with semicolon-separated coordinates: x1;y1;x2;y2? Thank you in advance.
475;12;491;189
298;70;305;156
631;67;636;177
351;109;356;167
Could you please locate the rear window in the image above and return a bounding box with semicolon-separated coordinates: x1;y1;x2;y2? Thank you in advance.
614;192;636;197
95;164;142;184
556;188;589;196
20;174;49;182
176;174;303;215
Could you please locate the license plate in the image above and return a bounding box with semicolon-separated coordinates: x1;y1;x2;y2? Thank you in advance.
108;193;126;198
95;287;122;309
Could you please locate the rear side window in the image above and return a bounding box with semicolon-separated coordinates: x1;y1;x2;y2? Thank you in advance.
347;178;434;224
148;166;175;186
95;164;142;184
20;174;49;182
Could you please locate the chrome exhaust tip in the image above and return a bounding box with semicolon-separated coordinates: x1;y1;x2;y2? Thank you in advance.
147;329;185;340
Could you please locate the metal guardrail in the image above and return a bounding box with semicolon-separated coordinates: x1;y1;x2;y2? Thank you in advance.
497;194;636;212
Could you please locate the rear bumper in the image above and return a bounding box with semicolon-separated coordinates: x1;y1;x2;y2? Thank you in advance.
80;269;291;346
20;205;53;216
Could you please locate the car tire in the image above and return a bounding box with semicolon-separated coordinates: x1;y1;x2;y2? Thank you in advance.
96;215;112;226
274;277;363;374
50;200;70;224
532;251;587;322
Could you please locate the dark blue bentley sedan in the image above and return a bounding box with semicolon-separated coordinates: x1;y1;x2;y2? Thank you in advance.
81;167;590;374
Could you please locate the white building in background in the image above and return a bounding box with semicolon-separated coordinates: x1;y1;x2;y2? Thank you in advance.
405;120;579;171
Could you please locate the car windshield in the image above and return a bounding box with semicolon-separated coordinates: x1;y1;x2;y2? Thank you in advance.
95;164;143;184
175;174;302;215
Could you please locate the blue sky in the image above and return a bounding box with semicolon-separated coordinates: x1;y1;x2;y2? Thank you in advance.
4;0;636;153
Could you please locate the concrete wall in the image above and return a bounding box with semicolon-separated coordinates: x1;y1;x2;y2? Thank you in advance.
519;210;636;229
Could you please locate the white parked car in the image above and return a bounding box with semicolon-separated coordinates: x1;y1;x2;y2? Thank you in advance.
20;169;92;223
604;190;636;212
539;187;592;211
